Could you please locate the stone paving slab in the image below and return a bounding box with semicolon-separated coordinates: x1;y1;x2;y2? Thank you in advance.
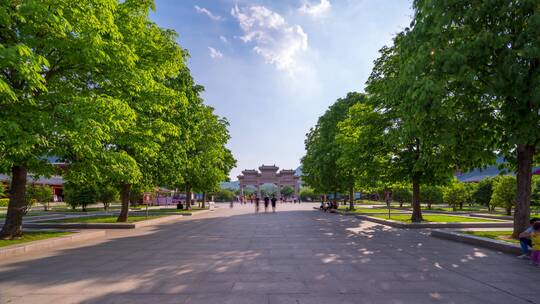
0;203;538;304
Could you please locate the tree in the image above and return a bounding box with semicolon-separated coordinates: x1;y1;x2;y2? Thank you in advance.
299;187;319;202
280;186;294;199
336;95;390;211
365;22;494;222
473;179;494;211
0;183;5;198
302;93;361;210
215;189;235;202
97;186;119;211
532;176;540;206
392;186;412;208
26;185;53;211
178;104;236;210
0;0;139;239
443;181;467;211
421;186;443;210
64;183;98;212
492;176;517;216
411;0;540;237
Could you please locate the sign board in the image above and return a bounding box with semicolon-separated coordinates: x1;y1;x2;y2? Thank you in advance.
143;192;153;205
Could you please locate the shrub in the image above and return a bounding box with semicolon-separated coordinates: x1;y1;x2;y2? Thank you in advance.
26;184;53;211
392;186;412;207
473;178;494;210
215;189;235;202
421;186;443;209
64;183;98;212
491;175;517;215
97;186;119;210
300;187;319;201
443;181;467;211
0;198;9;207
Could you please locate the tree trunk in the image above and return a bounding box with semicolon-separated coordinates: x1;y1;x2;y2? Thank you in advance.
116;183;131;222
186;187;192;210
427;202;432;210
512;144;534;238
349;186;354;210
459;202;463;210
506;206;512;216
399;201;403;208
411;176;423;223
1;166;28;239
202;192;207;209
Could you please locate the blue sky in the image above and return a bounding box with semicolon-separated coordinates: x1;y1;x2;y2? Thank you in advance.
150;0;413;179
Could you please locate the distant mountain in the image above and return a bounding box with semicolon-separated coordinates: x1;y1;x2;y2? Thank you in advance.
220;180;240;190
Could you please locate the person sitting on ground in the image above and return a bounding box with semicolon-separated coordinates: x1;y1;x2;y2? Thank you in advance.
518;218;539;259
530;222;540;266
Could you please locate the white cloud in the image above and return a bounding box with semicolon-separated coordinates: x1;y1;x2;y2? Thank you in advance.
231;5;308;73
219;35;228;43
299;0;331;18
208;47;224;59
194;5;223;21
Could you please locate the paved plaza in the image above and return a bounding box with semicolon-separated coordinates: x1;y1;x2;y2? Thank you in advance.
0;204;538;304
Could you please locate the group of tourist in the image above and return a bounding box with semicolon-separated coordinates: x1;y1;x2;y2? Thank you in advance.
319;201;338;212
518;217;540;266
252;195;277;213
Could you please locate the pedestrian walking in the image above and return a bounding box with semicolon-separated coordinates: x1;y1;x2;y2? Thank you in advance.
271;195;277;213
264;196;270;212
255;196;260;213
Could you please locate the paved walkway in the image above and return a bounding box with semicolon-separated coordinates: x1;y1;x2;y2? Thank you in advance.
0;204;538;304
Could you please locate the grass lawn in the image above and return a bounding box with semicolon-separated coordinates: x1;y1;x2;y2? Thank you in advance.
0;231;72;248
45;215;166;224
48;207;121;213
424;207;487;212
338;206;403;213
145;207;208;214
371;214;496;223
462;230;519;244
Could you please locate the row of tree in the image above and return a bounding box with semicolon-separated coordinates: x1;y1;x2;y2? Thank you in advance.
302;1;539;237
0;0;235;239
389;176;540;215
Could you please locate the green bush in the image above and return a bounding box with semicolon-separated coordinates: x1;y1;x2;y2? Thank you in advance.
64;183;98;212
392;186;412;207
26;184;53;210
215;189;235;202
443;180;467;211
300;187;319;201
420;186;443;209
97;185;119;210
0;198;9;207
473;178;494;210
491;175;516;215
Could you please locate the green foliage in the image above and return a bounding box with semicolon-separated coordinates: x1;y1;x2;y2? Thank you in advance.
0;199;9;207
411;0;540;235
64;183;98;211
302;92;362;194
474;179;494;209
491;176;517;215
443;181;467;211
215;189;235;202
532;176;540;205
0;184;5;197
300;187;319;201
97;186;119;210
280;186;294;197
392;186;412;206
336;97;390;191
420;186;443;208
26;185;52;207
